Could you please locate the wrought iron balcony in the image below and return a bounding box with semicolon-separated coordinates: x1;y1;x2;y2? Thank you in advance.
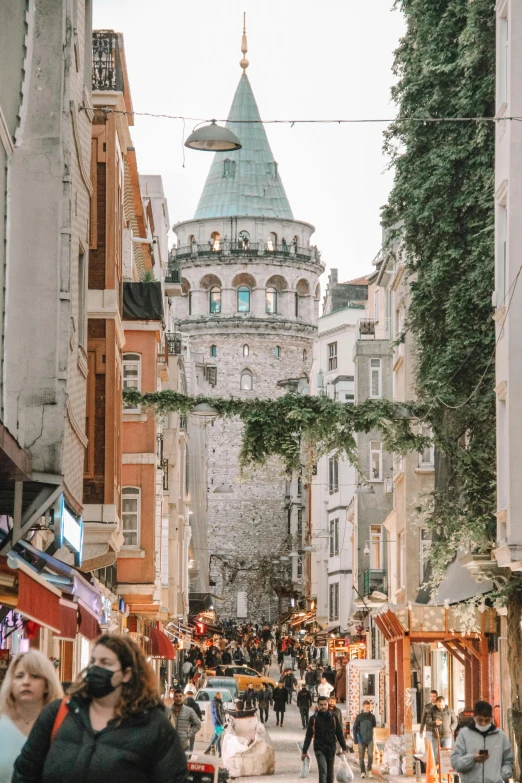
92;31;124;92
165;333;183;355
165;265;181;284
172;242;322;264
363;568;388;597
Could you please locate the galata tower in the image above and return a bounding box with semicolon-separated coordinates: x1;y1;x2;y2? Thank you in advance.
171;29;324;620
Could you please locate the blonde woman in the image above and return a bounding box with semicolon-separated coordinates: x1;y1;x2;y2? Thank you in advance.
0;650;63;783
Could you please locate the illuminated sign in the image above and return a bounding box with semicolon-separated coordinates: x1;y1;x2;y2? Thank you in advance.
53;494;83;566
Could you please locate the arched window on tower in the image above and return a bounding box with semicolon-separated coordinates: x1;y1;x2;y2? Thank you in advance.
223;159;236;178
238;230;250;250
210;231;221;251
266;287;277;314
210;345;217;358
240;371;253;391
209;287;221;313
237;286;250;312
267;232;277;252
274;346;281;358
243;344;249;357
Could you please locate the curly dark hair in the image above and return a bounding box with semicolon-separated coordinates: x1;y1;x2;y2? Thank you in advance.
68;633;160;720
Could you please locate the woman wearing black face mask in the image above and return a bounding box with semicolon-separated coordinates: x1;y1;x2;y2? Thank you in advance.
12;634;187;783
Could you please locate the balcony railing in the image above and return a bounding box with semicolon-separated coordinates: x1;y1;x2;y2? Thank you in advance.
165;333;183;355
92;31;124;92
363;568;388;597
165;265;181;284
172;242;322;264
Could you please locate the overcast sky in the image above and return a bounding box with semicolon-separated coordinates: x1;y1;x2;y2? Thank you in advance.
93;1;405;286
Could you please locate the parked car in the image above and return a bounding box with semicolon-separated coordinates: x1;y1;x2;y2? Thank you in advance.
204;676;240;700
217;665;276;696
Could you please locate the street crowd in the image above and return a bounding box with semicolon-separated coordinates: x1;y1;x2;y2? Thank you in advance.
0;623;515;783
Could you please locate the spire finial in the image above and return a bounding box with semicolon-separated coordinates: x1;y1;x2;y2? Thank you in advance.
240;12;249;72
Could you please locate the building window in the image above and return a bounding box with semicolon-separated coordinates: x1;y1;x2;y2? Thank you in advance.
498;204;507;305
370;440;383;481
266;287;277;314
210;344;217;358
237;286;250;312
420;528;430;583
370;525;383;569
329;518;339;557
295;292;299;317
297;477;303;496
333;377;354;404
419;428;434;466
223;159;236;178
188;291;192;315
240;371;253;391
374;289;380;322
303;349;307;362
297;508;303;539
498;13;508;107
123;353;141;411
328;457;339;493
267;232;277;251
396;308;405;357
328;342;338;371
243;344;249;357
238;230;250;249
398;531;406;588
370;358;382;398
122;486;140;547
274;345;281;358
211;231;220;251
210;287;221;313
78;250;86;348
329;582;339;621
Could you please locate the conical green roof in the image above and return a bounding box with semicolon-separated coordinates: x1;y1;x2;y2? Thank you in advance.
194;74;293;220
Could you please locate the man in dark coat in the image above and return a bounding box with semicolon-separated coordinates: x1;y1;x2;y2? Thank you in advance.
272;681;289;727
280;669;297;704
353;700;377;778
297;685;314;729
257;683;272;724
302;695;348;783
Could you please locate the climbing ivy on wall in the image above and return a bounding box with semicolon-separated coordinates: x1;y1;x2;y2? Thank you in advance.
123;388;427;476
381;0;497;582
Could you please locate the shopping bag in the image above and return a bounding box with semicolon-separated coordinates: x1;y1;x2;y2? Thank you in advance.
299;756;310;779
215;725;225;736
336;758;354;783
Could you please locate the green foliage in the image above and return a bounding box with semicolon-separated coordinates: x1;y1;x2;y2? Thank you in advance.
123;388;427;475
382;0;496;580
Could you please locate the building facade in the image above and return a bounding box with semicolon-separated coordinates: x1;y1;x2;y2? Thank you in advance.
171;46;323;620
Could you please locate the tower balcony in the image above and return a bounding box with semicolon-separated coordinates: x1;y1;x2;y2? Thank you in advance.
172;241;322;266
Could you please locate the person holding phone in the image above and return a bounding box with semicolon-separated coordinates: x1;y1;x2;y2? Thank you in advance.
451;701;513;783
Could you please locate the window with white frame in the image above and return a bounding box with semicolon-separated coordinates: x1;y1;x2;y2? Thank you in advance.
419;528;430;583
328;342;338;371
498;13;508;108
370;358;382;398
419;427;435;467
498;204;507;306
398;530;406;588
243;344;249;357
370;524;383;569
328;458;339;493
374;289;380;322
240;371;253;391
122;486;140;547
329;582;339;621
297;508;303;540
329;518;339;557
370;440;383;481
123;353;141;411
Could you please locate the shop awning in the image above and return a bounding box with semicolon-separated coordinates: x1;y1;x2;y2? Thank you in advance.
54;598;78;641
150;626;175;659
17;569;61;634
78;602;101;641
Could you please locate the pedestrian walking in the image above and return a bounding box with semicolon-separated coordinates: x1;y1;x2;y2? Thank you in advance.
182;658;192;685
170;689;201;751
263;652;271;676
431;696;457;762
299;654;308;681
272;681;289;727
419;690;438;738
451;700;513;783
280;669;298;704
245;684;257;711
317;676;334;699
297;684;313;729
11;634;187;783
353;700;377;778
328;697;343;728
257;683;272;724
0;650;63;783
302;695;348;783
334;662;346;703
204;691;225;757
305;666;317;702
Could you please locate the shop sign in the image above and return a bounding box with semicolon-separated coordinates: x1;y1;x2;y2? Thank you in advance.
439;748;453;775
53;494;83;566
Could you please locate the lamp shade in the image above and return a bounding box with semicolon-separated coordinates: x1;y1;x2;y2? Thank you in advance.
191;402;219;420
185;121;242;152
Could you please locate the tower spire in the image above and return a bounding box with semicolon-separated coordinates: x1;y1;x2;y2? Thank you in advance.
240;12;249;72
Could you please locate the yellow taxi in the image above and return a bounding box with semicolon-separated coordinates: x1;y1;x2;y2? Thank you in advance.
209;665;276;695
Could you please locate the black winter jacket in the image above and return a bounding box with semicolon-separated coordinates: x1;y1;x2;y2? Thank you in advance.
184;696;203;720
303;709;347;756
353;710;376;745
12;697;187;783
305;670;316;687
272;687;289;711
297;689;313;710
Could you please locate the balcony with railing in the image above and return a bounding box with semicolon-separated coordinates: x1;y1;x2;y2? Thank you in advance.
363;568;388;597
92;31;124;92
165;333;183;356
171;241;322;265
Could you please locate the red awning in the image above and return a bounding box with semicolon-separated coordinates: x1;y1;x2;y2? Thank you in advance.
53;598;78;641
17;570;61;634
150;626;175;659
78;603;101;641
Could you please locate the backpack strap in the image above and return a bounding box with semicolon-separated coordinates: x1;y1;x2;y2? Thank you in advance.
51;699;69;742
